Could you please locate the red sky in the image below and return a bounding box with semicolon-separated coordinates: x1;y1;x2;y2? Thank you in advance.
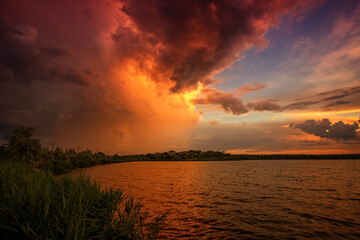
0;0;359;154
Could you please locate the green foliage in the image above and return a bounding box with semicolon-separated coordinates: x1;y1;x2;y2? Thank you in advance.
4;126;42;163
46;160;73;175
37;149;125;175
0;161;167;240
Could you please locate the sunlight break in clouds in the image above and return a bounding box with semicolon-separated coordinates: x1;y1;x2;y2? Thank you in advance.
1;0;359;154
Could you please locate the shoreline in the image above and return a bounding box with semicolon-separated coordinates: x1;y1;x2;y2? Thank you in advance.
0;161;166;239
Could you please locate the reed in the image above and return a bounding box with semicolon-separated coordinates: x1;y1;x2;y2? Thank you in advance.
0;161;166;239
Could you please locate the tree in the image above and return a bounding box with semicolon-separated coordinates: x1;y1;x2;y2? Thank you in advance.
5;126;42;163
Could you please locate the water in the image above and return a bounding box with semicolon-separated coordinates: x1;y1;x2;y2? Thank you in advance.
73;160;360;239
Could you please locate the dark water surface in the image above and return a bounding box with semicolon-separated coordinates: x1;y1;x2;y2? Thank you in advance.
73;160;360;239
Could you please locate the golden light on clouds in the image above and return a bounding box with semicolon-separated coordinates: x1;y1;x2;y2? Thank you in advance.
288;109;360;119
1;0;359;154
182;84;204;111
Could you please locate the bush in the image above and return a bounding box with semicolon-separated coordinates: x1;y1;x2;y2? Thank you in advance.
49;160;74;175
0;162;166;239
4;127;42;163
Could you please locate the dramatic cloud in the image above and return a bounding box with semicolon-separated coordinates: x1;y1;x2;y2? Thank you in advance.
247;100;281;111
0;20;90;85
0;0;199;153
193;88;248;115
120;0;322;92
193;88;281;114
197;84;358;114
0;0;330;153
294;119;359;140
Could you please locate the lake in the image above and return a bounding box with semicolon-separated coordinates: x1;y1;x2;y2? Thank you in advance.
73;160;360;239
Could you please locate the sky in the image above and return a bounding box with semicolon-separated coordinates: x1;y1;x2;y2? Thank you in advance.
0;0;359;154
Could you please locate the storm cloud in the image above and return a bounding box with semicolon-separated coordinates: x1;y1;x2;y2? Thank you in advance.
120;0;322;92
0;0;328;153
0;20;90;85
294;119;359;140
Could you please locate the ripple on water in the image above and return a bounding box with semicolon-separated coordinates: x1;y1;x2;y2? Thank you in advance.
73;160;360;239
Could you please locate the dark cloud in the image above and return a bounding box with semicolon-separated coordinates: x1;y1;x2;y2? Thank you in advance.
285;85;360;110
317;85;360;97
193;88;281;114
120;0;322;92
192;88;248;115
294;119;359;140
284;100;320;110
247;100;281;111
40;46;69;58
0;0;327;153
324;100;351;108
320;85;360;101
0;19;90;85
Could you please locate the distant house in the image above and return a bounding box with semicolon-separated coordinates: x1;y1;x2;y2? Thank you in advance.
168;150;176;155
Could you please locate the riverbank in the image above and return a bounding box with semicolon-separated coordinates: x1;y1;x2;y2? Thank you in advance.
1;126;358;175
0;161;166;239
40;152;360;175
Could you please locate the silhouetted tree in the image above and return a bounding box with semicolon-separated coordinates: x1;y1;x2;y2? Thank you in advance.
5;127;42;163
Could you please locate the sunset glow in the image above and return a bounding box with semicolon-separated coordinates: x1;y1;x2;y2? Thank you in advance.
0;0;359;154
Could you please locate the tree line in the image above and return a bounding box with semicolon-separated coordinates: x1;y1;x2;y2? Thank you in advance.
0;127;127;174
1;126;359;174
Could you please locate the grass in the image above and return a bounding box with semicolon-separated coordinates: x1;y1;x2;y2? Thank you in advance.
0;161;167;239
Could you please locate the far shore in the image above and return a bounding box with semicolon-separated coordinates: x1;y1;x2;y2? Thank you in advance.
2;142;359;176
68;152;360;173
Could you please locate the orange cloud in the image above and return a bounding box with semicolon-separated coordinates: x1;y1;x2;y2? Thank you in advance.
0;0;325;154
58;60;199;153
210;120;218;125
120;0;323;92
237;83;265;92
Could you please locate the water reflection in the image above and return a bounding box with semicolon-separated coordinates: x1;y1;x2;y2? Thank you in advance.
72;160;360;239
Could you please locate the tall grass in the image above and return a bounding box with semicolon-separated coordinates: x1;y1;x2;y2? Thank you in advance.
0;161;166;239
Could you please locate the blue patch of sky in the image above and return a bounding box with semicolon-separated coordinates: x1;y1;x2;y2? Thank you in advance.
198;107;290;124
214;0;356;97
198;1;359;122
